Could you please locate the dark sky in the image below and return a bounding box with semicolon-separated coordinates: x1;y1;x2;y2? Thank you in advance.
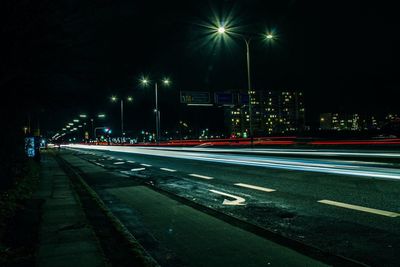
2;0;400;135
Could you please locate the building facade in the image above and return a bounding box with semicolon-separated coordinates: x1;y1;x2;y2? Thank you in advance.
226;90;305;137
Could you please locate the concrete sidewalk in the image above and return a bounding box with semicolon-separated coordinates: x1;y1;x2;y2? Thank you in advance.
33;152;107;267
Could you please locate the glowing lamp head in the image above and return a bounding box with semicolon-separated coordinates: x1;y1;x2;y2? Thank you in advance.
163;78;170;85
111;96;117;102
127;96;133;102
266;34;274;39
217;26;225;34
141;78;149;86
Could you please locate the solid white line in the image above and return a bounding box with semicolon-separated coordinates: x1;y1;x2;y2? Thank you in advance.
113;162;125;165
140;164;152;167
131;168;146;171
318;199;400;218
160;168;176;172
94;162;105;167
189;173;214;180
234;183;275;193
127;160;135;163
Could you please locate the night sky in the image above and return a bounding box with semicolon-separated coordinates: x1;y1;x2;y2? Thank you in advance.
2;0;400;136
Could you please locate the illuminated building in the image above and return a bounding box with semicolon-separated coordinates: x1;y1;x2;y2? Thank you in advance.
319;113;399;131
226;90;305;136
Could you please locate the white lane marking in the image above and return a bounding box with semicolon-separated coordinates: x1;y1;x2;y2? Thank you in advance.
234;183;275;193
189;174;214;180
114;162;125;165
108;157;115;159
131;168;146;171
117;158;123;161
209;189;246;206
94;162;105;167
318;199;400;218
140;164;152;167
160;168;176;172
127;160;135;163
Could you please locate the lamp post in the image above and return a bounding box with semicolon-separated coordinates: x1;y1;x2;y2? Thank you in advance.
140;77;170;144
78;113;106;141
216;26;275;147
111;96;133;137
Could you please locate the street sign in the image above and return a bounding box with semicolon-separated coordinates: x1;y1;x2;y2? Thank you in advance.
180;91;210;104
214;92;234;105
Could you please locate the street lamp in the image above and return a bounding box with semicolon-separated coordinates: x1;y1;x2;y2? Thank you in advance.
140;76;171;144
111;96;133;137
216;27;275;147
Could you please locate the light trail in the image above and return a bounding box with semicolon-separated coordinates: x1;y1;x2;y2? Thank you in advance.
66;145;400;181
135;146;400;159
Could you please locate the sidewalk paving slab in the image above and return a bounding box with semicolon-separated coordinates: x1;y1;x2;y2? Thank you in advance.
33;153;107;267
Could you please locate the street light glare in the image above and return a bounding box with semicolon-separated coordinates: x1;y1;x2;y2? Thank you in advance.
217;26;225;34
111;96;117;102
163;78;170;85
141;78;149;85
127;96;133;101
266;34;274;39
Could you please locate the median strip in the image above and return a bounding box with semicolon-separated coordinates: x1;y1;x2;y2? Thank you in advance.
318;199;400;218
189;173;213;180
234;183;276;193
160;168;176;172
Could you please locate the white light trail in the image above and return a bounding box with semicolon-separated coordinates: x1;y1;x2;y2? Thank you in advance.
65;145;400;181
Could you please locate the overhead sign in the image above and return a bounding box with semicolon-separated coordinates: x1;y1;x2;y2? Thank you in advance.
180;91;210;104
214;92;234;105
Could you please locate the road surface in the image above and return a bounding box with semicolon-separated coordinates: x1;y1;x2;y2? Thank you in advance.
60;145;400;266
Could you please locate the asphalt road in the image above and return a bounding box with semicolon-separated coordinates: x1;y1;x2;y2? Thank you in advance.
61;145;400;266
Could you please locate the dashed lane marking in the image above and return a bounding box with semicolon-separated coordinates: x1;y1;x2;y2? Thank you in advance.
318;199;400;218
234;183;276;193
113;162;125;165
140;164;152;167
131;168;146;171
160;168;177;172
189;174;214;180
